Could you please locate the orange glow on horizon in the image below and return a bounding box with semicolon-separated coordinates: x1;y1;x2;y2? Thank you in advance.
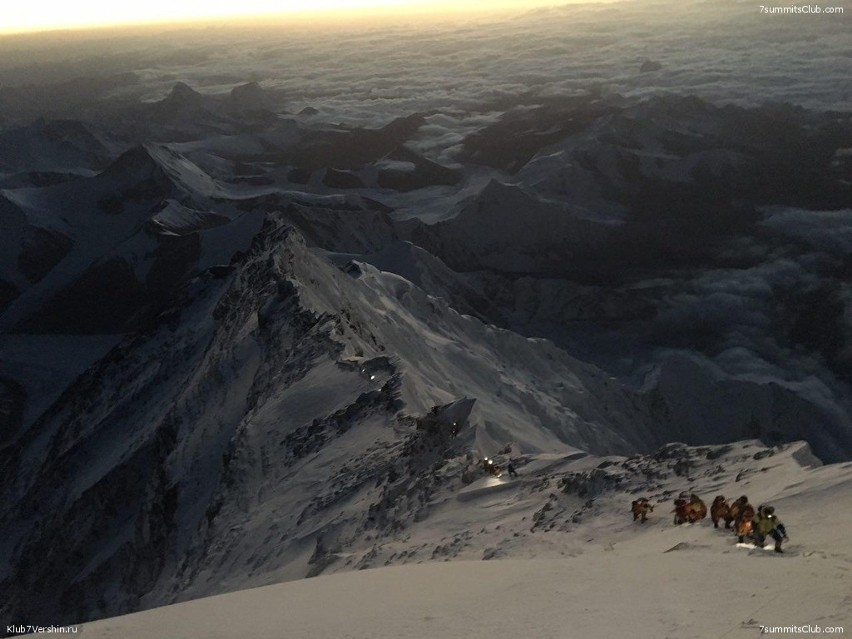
0;0;564;35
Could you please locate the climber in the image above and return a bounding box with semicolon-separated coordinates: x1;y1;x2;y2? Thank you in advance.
673;492;690;525
734;496;756;543
729;495;746;526
507;462;519;478
631;497;654;523
481;457;501;477
710;496;733;529
753;505;788;553
685;494;707;523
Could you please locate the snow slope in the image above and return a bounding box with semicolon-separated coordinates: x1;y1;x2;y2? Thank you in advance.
77;440;852;639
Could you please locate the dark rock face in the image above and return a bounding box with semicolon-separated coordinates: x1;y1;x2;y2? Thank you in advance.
323;168;364;189
0;281;20;315
0;172;81;188
19;231;202;335
459;96;616;173
288;114;426;171
160;82;204;111
0;377;26;442
287;167;312;184
19;257;147;334
228;82;274;113
376;147;462;192
17;228;72;284
0;119;111;173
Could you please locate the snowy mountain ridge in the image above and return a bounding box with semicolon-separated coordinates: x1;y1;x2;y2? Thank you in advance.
3;212;849;632
74;436;852;639
0;217;655;624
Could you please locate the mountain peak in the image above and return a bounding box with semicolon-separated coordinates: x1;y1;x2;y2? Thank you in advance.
103;143;164;176
158;82;204;110
229;81;274;112
169;81;200;98
99;144;223;200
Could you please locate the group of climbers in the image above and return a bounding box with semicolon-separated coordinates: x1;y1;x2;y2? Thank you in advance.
632;493;789;553
478;457;519;479
726;495;789;552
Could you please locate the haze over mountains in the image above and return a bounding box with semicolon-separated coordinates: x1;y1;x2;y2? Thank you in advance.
0;0;850;633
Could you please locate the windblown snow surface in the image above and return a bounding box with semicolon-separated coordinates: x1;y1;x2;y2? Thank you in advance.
79;440;852;639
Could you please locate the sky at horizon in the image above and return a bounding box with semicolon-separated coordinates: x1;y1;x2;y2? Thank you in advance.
0;0;588;35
